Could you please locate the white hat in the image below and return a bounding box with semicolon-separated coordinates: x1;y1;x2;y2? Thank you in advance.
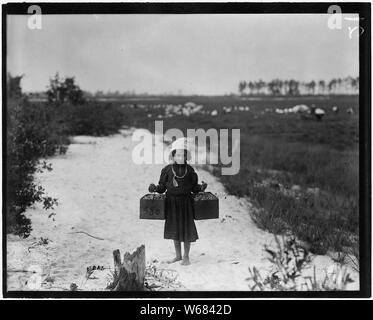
169;137;192;162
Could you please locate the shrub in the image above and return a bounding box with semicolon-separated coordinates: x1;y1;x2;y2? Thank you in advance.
46;73;86;106
247;235;355;291
6;74;126;236
63;102;125;136
6;97;64;237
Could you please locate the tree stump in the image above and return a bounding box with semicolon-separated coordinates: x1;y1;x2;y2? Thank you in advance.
110;245;145;291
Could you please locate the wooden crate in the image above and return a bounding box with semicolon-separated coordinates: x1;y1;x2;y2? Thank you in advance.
193;192;219;220
140;192;219;220
139;194;166;220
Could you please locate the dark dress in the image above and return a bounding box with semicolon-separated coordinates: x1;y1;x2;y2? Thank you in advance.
155;163;203;242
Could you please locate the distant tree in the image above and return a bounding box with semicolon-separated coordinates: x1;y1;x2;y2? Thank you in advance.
46;72;85;105
7;73;24;98
238;81;247;95
95;90;104;97
268;79;282;95
248;81;254;95
309;80;316;95
288;79;299;95
277;79;284;95
328;79;337;94
351;77;358;93
257;79;266;95
252;81;258;95
318;80;326;95
283;80;289;95
336;78;342;94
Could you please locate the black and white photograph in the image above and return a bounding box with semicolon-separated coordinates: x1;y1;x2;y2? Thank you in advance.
2;1;371;299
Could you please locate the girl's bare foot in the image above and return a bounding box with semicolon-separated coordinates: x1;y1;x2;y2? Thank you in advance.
167;256;182;264
181;257;190;265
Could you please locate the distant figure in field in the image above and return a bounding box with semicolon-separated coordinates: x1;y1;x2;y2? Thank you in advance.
314;108;326;121
347;108;354;114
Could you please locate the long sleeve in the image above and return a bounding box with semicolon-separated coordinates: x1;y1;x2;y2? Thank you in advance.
155;166;168;193
190;167;202;193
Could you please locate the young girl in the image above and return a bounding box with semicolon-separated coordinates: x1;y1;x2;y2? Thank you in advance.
148;138;207;266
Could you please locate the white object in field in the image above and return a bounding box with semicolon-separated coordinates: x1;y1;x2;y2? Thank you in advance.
223;106;232;114
315;108;325;115
245;106;250;111
182;108;191;116
347;108;354;114
184;101;196;108
332;106;339;112
194;105;203;113
292;104;310;113
211;109;218;116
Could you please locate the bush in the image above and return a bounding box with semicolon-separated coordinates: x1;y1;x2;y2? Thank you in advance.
46;73;86;106
6;74;126;236
247;235;355;291
63;102;125;136
6;100;125;236
6;97;65;236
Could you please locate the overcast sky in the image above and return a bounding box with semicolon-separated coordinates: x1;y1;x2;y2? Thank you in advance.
7;14;359;95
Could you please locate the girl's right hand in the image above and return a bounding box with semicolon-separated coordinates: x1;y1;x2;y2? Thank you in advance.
148;183;157;193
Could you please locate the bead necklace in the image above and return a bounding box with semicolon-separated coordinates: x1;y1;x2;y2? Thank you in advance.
171;164;188;187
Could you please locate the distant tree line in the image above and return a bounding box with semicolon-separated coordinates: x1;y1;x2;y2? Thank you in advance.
238;76;359;96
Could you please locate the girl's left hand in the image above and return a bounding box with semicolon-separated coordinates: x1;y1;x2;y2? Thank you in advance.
148;183;157;193
201;181;207;191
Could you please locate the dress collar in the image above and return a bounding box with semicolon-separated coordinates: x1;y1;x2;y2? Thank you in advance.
173;162;186;167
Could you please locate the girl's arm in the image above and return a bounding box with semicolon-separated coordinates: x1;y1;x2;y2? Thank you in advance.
191;167;207;193
155;166;168;193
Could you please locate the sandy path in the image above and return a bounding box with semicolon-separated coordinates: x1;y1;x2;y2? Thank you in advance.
6;128;359;291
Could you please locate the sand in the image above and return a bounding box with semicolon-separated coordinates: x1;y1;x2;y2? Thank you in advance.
6;127;359;291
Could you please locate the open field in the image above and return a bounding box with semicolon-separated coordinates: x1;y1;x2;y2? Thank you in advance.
115;95;359;256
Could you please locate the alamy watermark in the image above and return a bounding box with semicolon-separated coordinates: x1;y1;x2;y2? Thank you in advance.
327;5;364;39
27;5;42;30
131;121;240;175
